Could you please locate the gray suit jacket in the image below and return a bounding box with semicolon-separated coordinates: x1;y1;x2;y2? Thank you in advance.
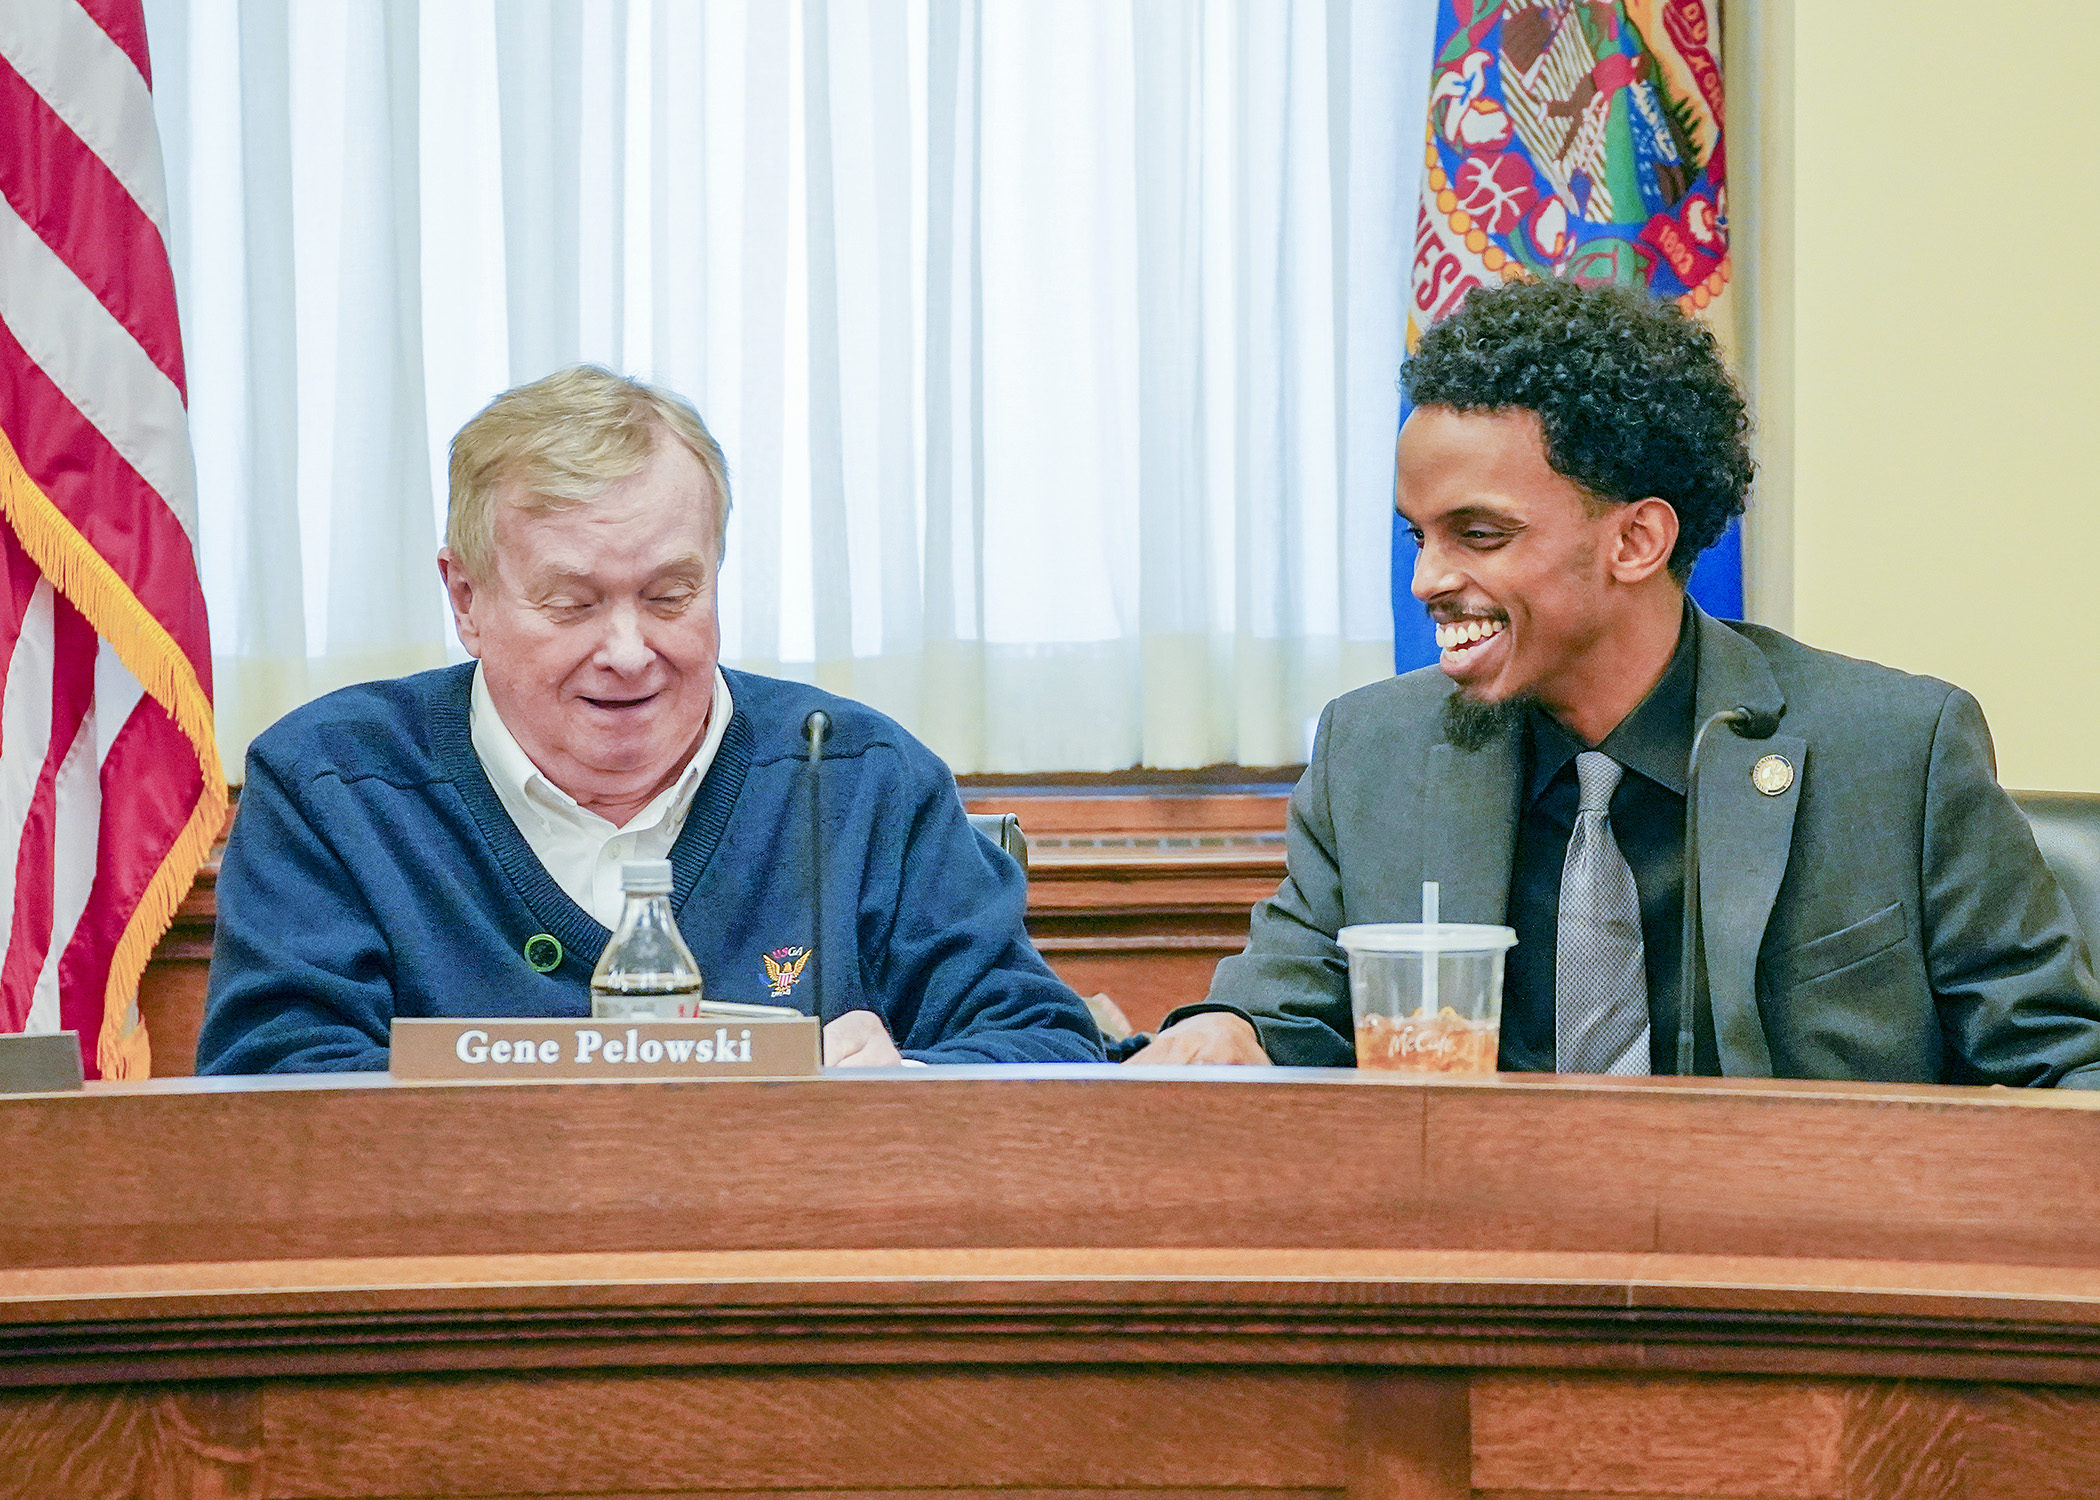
1198;608;2100;1086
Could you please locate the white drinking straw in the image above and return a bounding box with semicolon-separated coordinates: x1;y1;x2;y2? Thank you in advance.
1420;880;1440;1018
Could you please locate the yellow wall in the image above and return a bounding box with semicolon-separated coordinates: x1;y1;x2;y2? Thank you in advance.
1736;0;2100;791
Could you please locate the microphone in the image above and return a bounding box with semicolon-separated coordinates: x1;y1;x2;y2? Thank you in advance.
803;710;831;1029
1675;704;1782;1073
1728;706;1781;741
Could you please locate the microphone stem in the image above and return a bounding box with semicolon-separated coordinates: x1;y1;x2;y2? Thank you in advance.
805;712;829;1031
1678;704;1781;1073
1677;709;1737;1075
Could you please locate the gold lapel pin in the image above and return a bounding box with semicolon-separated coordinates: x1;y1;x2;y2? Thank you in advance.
1750;754;1795;797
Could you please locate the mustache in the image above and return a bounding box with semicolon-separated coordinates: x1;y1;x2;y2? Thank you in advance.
1426;603;1509;627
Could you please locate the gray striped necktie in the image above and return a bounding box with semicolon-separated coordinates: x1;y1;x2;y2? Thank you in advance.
1556;751;1652;1075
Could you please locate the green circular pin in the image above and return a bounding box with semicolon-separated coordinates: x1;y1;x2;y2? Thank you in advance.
524;934;564;973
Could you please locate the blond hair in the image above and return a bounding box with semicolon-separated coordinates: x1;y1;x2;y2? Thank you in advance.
445;365;731;579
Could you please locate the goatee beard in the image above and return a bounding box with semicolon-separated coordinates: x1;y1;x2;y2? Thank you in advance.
1441;689;1532;752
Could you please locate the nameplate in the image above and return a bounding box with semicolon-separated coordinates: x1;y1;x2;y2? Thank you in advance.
390;1016;821;1082
0;1031;85;1094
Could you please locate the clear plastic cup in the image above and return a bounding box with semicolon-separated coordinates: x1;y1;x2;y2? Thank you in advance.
1338;923;1517;1076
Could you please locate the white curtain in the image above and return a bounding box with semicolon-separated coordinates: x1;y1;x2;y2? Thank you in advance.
144;0;1428;776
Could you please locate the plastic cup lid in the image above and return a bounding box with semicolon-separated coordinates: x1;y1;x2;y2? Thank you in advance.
1337;922;1518;954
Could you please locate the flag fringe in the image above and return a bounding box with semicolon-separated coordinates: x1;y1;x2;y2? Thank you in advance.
0;421;227;1080
97;780;225;1078
0;426;219;756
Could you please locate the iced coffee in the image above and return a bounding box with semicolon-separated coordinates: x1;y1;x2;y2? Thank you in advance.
1354;1008;1500;1073
1338;922;1515;1078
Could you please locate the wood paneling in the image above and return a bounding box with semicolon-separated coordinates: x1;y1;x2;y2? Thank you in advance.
9;1074;2100;1497
1473;1375;1849;1497
0;1382;259;1500
0;1075;1424;1269
1469;1376;2100;1500
1345;1374;1471;1500
960;791;1293;838
11;1372;2100;1500
1418;1084;2089;1266
258;1493;1343;1500
1965;1387;2100;1500
138;955;209;1079
1036;944;1244;1033
139;807;225;1078
1840;1383;1966;1500
964;790;1291;1030
262;1369;1350;1498
7;1074;2100;1391
12;1072;2100;1275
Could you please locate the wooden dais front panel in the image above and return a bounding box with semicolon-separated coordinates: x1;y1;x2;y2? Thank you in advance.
12;1368;2100;1499
6;1072;2100;1496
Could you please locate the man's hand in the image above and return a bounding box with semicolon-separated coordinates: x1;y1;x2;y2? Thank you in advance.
824;1009;905;1067
1122;1011;1269;1065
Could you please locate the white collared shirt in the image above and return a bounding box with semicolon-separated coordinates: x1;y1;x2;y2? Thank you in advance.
469;664;734;928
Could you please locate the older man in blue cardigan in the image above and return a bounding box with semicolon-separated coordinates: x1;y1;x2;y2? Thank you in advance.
198;367;1101;1073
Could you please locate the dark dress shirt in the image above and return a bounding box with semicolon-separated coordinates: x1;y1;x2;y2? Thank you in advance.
1500;607;1717;1074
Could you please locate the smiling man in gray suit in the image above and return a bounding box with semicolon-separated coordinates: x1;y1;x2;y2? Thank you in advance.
1132;278;2100;1085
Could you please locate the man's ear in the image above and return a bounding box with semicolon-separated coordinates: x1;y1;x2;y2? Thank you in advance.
436;548;484;658
1609;498;1680;585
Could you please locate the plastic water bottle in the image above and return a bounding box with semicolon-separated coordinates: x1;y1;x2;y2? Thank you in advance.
589;859;702;1019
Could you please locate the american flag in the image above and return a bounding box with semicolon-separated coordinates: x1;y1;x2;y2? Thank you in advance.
0;0;223;1078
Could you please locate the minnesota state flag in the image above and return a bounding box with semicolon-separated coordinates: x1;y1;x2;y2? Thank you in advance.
1395;0;1740;666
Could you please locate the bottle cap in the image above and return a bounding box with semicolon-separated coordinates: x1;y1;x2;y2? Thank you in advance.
620;858;674;895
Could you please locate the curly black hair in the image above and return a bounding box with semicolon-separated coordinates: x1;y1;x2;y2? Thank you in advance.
1401;278;1753;580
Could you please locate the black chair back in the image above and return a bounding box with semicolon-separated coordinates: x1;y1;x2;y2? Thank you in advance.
2012;790;2100;957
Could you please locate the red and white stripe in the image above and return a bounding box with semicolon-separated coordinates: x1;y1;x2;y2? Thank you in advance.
0;0;218;1079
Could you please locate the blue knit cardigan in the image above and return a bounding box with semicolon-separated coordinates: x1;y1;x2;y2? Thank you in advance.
197;664;1104;1071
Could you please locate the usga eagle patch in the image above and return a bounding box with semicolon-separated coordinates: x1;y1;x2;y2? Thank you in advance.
763;946;813;998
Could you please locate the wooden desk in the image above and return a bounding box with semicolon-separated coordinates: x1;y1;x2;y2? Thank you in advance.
5;1069;2100;1497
